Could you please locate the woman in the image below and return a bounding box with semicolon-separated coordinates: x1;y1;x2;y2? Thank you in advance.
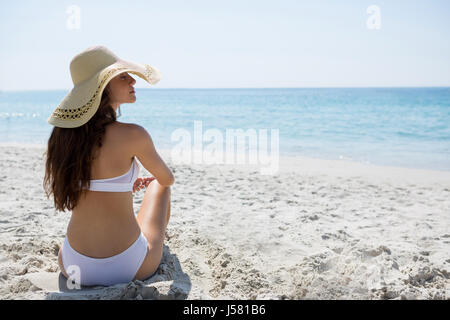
43;46;174;287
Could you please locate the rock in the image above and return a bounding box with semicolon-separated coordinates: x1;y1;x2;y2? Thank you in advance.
140;286;157;299
382;290;399;299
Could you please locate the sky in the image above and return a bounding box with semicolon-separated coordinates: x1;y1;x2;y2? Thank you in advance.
0;0;449;90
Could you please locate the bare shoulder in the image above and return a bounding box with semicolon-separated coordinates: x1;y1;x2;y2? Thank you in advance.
116;122;174;186
115;121;154;156
118;122;152;143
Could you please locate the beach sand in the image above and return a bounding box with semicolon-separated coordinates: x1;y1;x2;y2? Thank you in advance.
0;143;449;300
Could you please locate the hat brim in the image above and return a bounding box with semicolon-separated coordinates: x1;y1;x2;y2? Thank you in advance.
47;59;161;128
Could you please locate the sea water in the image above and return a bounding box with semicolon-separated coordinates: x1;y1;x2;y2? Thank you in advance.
0;87;449;171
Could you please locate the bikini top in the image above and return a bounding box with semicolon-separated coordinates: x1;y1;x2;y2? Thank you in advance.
83;157;140;192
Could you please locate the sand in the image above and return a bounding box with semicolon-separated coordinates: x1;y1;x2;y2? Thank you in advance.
0;143;449;300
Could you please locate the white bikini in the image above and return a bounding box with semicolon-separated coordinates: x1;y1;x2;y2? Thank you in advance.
61;157;152;287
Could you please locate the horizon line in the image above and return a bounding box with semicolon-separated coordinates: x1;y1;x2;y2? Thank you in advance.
1;85;450;93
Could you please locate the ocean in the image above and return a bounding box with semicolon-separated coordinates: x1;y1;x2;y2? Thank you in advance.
1;87;449;171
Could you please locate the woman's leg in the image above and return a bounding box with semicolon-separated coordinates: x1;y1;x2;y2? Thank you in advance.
136;180;171;243
164;201;171;239
134;180;171;280
165;201;171;230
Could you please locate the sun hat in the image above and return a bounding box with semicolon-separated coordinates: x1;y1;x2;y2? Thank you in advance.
47;45;162;128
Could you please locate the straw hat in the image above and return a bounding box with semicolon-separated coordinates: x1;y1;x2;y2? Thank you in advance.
47;45;161;128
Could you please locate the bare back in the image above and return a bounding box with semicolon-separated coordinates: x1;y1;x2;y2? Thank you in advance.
67;121;143;258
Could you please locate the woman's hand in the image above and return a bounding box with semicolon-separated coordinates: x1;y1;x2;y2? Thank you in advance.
132;177;156;193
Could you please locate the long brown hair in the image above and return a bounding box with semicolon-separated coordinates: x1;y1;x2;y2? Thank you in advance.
43;86;117;212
